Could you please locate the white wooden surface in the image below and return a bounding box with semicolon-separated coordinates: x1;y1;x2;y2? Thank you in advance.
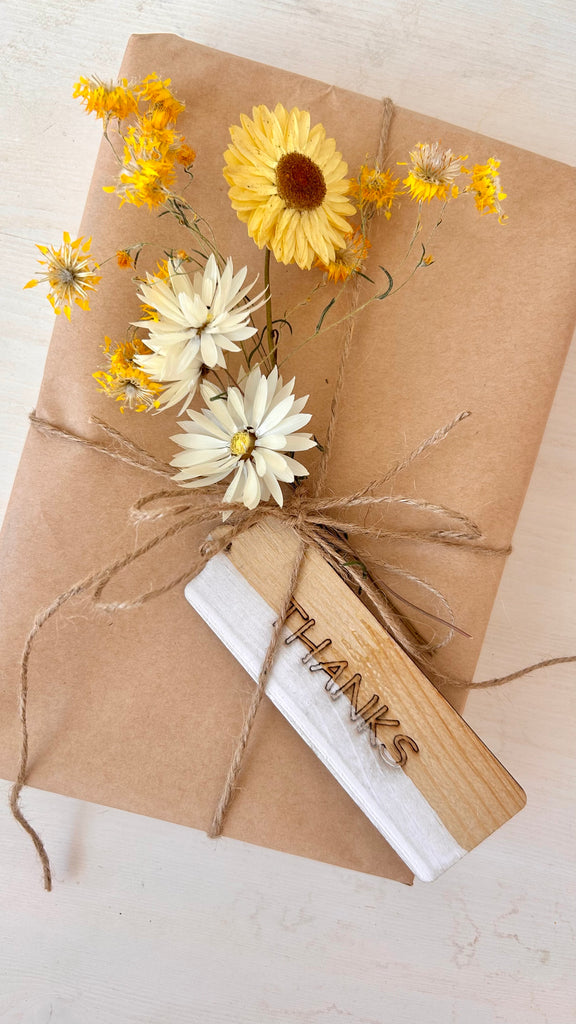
1;1;575;1021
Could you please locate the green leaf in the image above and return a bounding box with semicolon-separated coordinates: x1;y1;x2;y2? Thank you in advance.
272;317;293;335
315;297;336;333
342;558;368;578
376;267;393;299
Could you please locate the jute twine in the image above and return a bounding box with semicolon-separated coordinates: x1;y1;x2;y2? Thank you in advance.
10;98;575;890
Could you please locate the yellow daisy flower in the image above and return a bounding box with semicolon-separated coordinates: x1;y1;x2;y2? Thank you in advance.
315;228;371;283
24;232;100;319
350;165;401;218
402;142;467;203
73;76;138;123
94;337;163;412
223;103;355;269
464;158;507;223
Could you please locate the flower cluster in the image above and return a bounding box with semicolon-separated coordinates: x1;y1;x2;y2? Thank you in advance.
75;72;195;210
464;158;507;223
27;74;510;512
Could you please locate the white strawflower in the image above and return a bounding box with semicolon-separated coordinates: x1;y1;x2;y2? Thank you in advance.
135;344;205;412
133;254;267;372
171;366;317;509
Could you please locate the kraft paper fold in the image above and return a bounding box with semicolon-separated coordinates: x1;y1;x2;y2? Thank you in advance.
0;34;575;885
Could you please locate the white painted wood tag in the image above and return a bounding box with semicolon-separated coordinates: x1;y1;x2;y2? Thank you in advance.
185;518;526;881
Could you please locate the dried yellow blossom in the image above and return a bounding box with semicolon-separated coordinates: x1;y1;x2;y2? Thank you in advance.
175;143;196;166
137;73;185;127
116;249;133;268
94;337;163;412
73;76;139;123
24;232;100;319
315;228;371;283
402;142;467;203
464;158;507;223
350;166;401;218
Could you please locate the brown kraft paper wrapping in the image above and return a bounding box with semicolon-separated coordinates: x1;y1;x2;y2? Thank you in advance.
0;33;575;885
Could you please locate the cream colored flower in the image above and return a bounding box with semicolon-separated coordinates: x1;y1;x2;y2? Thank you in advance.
135;345;205;413
134;254;266;370
223;103;355;269
171;366;316;508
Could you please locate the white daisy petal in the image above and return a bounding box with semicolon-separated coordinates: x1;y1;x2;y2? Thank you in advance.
200;332;219;367
257;394;297;435
281;454;310;476
227;387;247;427
281;433;317;451
176;464;237;488
243;460;261;509
252;448;268;477
254;434;287;450
262;468;284;506
250;374;270;428
273;413;312;435
243;367;262;422
223;465;246;504
170;434;228;451
258;448;294;481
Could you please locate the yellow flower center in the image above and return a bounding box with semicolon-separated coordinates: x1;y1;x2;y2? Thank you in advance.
198;312;214;334
276;152;327;211
230;430;256;459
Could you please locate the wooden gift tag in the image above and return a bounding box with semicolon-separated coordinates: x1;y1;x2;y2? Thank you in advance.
185;518;526;881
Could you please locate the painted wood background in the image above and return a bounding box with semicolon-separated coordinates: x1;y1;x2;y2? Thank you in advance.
1;1;575;1021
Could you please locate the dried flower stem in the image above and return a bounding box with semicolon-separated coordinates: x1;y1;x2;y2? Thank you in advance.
264;247;275;368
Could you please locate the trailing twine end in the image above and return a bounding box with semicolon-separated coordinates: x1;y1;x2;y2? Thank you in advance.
9;785;52;892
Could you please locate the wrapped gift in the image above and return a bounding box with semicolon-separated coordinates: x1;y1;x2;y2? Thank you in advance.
0;33;574;886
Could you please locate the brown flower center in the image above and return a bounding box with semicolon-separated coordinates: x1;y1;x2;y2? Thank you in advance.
276;152;327;211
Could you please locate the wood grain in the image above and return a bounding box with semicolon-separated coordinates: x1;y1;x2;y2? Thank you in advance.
225;518;526;852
